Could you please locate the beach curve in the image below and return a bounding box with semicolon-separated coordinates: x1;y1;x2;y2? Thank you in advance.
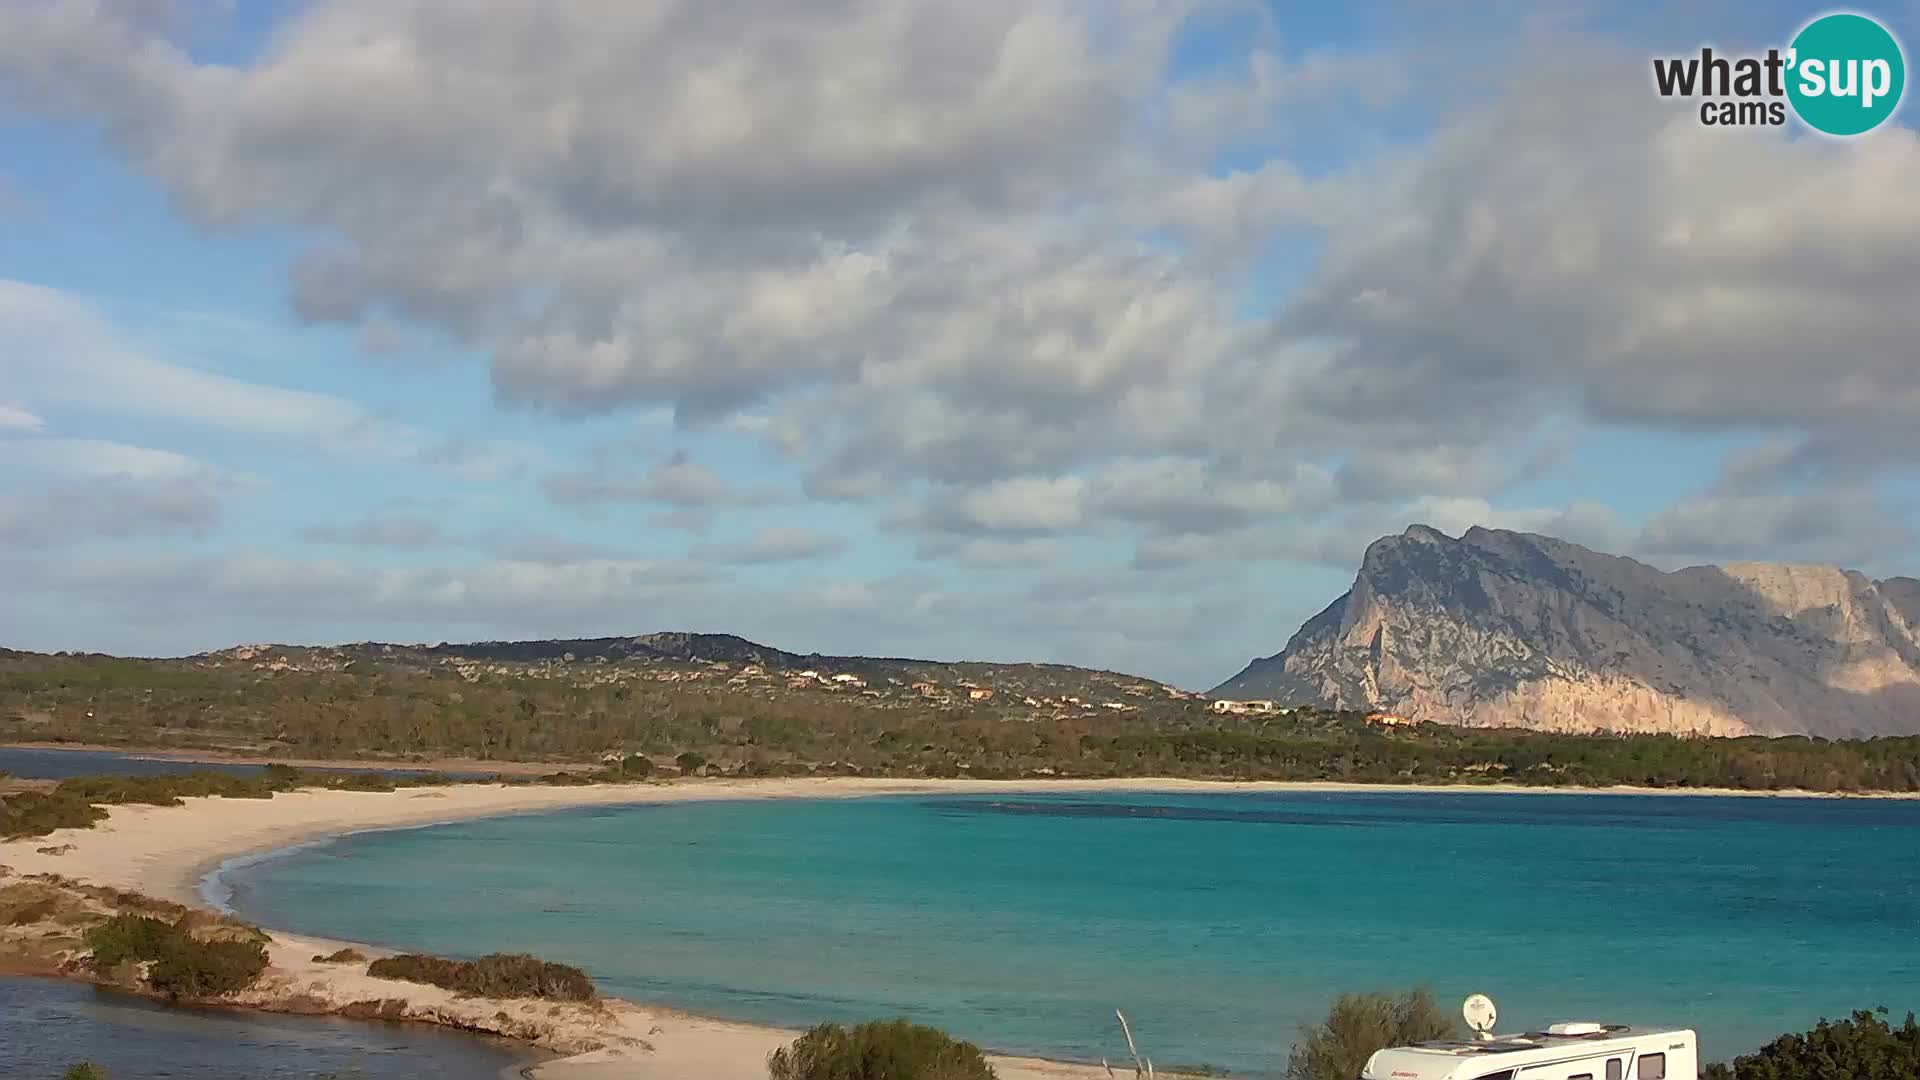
3;775;1914;1079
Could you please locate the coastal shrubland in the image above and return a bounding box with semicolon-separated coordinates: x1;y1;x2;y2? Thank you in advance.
6;647;1920;794
767;1019;996;1080
1;761;664;840
83;912;269;997
1701;1007;1920;1079
1285;988;1460;1080
365;951;596;1001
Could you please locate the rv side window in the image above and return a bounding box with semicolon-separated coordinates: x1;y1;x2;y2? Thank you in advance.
1637;1054;1665;1080
1569;1073;1593;1080
1606;1060;1623;1080
1474;1071;1514;1080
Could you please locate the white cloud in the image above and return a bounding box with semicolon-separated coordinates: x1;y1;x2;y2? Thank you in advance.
694;527;847;565
299;514;446;549
947;475;1088;534
0;279;399;447
542;451;782;509
0;436;206;480
0;403;44;432
0;478;224;548
1275;57;1920;461
1;4;1916;680
1637;489;1914;571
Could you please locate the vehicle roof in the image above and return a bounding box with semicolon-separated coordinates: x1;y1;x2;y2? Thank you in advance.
1363;1028;1694;1080
1402;1027;1690;1054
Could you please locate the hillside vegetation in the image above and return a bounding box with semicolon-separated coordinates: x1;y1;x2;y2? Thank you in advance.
3;642;1919;793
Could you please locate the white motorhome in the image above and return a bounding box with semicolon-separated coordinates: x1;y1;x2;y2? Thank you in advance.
1362;999;1698;1080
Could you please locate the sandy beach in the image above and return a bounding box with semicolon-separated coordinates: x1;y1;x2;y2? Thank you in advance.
2;774;1913;1079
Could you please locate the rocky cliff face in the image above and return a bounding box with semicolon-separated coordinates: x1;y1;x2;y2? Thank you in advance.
1213;526;1920;737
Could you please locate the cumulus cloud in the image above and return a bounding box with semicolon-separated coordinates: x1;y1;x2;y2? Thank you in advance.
0;478;223;548
0;436;235;547
1637;489;1915;571
0;404;44;432
542;451;782;509
1274;53;1920;464
693;527;848;565
2;3;1916;680
299;514;446;550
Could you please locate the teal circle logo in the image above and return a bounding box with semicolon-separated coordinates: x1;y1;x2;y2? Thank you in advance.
1787;13;1906;135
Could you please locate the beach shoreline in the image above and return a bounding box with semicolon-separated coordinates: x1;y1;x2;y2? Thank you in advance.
21;773;1919;915
2;775;1915;1079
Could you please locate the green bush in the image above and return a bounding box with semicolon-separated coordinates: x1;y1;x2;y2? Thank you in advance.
84;914;179;969
1703;1008;1920;1080
767;1019;997;1080
82;912;268;997
1285;988;1460;1080
63;1064;109;1080
620;754;655;778
366;952;595;1001
146;937;269;997
332;772;398;792
0;792;109;839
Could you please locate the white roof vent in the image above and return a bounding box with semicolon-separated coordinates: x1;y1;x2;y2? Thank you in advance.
1548;1023;1606;1037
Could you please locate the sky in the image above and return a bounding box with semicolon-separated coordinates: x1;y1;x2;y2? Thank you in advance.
1;0;1917;690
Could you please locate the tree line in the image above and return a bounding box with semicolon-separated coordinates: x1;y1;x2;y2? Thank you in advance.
5;654;1920;792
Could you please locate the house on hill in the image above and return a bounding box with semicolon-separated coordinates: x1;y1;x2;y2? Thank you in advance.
1210;698;1276;715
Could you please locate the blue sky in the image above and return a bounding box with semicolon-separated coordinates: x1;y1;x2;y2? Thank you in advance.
2;1;1917;689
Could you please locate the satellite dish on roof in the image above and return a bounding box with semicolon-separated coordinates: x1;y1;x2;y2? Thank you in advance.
1463;994;1498;1039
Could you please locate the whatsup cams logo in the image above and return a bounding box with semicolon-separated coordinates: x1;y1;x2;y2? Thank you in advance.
1652;11;1906;135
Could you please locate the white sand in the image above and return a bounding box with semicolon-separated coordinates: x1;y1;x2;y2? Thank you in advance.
0;775;1906;1078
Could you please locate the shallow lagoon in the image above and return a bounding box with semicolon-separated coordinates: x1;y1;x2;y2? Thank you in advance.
224;790;1920;1076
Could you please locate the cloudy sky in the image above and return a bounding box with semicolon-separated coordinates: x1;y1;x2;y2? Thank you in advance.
2;0;1917;689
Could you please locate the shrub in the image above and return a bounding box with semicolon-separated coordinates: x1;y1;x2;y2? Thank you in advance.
63;1065;109;1080
259;763;302;785
675;751;707;774
1703;1008;1920;1080
367;952;595;1002
82;912;268;997
331;772;397;793
1285;988;1460;1080
84;915;178;969
0;792;108;839
7;898;60;926
313;947;368;963
767;1019;997;1080
146;937;269;997
620;754;655;778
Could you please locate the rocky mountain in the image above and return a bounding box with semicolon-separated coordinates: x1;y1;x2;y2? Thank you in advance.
1214;526;1920;737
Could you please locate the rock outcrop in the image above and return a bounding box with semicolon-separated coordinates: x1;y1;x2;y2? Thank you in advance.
1214;526;1920;736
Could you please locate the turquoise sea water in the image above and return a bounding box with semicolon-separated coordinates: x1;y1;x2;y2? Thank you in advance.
224;791;1920;1076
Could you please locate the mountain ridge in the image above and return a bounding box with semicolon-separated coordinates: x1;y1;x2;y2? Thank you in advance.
1213;525;1920;737
195;632;1164;686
